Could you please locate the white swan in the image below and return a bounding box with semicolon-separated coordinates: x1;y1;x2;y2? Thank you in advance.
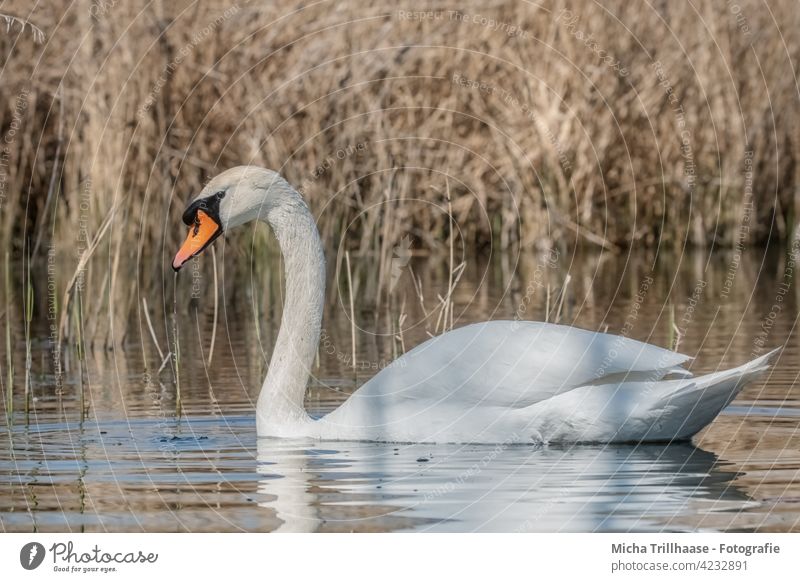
172;166;779;444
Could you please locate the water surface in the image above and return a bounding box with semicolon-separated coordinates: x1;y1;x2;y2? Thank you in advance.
1;248;799;532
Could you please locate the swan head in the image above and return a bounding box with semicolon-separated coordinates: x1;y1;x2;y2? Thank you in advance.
172;166;289;271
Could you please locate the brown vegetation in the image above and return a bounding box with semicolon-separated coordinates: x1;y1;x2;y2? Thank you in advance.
0;0;799;338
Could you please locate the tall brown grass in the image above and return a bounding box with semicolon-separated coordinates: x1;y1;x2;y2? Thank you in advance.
0;0;799;340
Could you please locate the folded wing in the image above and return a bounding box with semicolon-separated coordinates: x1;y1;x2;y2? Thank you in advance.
338;321;691;412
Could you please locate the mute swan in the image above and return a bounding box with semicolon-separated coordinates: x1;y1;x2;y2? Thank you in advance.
172;166;778;444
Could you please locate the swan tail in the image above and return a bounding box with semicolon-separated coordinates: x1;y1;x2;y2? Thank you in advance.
656;347;780;440
513;348;779;444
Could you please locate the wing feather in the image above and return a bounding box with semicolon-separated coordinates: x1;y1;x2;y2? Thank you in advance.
338;321;690;413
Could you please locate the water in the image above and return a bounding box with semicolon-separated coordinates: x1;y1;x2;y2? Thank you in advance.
1;247;799;532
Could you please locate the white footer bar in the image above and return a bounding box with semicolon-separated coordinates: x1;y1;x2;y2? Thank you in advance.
0;533;796;581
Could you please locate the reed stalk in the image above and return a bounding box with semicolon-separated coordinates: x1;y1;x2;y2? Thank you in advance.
23;255;32;418
4;252;12;420
345;250;356;370
74;286;86;422
545;285;552;323
408;266;429;321
172;274;182;416
553;275;572;324
396;307;407;355
445;179;455;333
208;246;219;366
142;298;165;362
669;304;682;352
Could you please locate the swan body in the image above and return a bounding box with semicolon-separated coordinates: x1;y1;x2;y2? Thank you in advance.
265;321;777;444
173;166;778;444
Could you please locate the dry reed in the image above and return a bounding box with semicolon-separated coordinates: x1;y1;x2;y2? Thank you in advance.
345;250;356;369
23;255;32;416
0;0;797;341
3;252;11;418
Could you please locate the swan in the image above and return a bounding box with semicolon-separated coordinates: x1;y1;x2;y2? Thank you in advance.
172;166;779;444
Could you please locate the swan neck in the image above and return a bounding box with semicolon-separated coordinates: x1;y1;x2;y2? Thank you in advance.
257;193;325;432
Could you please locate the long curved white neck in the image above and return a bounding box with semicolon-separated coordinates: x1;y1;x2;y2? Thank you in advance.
256;187;325;434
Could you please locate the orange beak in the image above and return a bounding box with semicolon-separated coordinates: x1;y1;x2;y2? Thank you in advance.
172;210;221;271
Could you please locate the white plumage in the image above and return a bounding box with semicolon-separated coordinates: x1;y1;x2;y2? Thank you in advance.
176;167;779;444
316;322;778;443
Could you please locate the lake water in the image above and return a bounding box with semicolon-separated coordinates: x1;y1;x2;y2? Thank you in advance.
1;247;799;532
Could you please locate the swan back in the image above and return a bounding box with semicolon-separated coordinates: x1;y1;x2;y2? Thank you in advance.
320;321;693;441
357;321;689;406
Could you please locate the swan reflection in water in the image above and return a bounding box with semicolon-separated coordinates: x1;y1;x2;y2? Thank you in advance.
256;439;752;532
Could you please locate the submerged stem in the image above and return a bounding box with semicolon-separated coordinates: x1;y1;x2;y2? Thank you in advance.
4;252;12;421
75;287;86;423
209;245;218;366
172;274;182;416
345;250;356;370
24;253;32;419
